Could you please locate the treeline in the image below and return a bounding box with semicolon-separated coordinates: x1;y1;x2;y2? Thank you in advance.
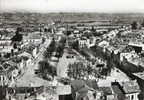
43;37;66;59
37;37;66;80
37;60;56;80
131;20;144;30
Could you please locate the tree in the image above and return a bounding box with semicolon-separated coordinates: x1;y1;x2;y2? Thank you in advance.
67;62;86;80
67;62;101;80
49;38;56;52
38;60;49;73
13;43;17;49
43;38;56;59
131;21;139;30
38;60;56;78
55;45;63;58
72;40;79;51
87;64;93;76
91;26;95;32
55;38;66;58
141;20;144;27
42;37;45;44
11;27;23;42
43;50;50;59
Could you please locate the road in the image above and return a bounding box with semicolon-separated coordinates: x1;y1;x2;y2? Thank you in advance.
56;48;87;78
12;38;52;87
57;49;77;78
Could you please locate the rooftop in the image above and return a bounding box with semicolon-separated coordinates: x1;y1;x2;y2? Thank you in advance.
133;72;144;80
99;87;112;95
121;80;140;94
111;82;124;94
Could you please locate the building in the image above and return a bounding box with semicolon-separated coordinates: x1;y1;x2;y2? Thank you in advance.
57;85;72;100
133;72;144;100
23;32;42;44
110;81;140;100
71;80;103;100
78;37;89;48
99;87;114;100
111;82;125;100
121;80;140;100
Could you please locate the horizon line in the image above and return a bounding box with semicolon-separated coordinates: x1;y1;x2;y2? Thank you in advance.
1;10;144;14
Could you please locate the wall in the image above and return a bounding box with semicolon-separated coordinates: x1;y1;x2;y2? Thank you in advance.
125;93;139;100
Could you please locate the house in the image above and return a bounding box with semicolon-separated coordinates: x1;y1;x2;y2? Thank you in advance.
54;32;65;42
103;30;119;40
67;36;77;48
87;37;97;48
0;39;13;55
120;51;144;73
98;40;109;53
110;81;140;100
73;30;81;38
71;80;103;100
132;72;144;100
8;87;37;100
7;86;58;100
23;32;42;44
121;80;140;100
128;42;144;53
32;47;39;58
0;86;7;100
0;69;9;86
23;43;39;58
57;85;72;100
99;87;114;100
18;51;33;67
111;82;125;100
78;37;89;48
0;60;19;86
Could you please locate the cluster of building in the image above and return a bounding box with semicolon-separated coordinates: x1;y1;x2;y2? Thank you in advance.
53;21;143;100
1;13;144;100
0;30;45;87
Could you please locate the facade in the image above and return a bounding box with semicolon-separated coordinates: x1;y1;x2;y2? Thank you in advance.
121;80;140;100
78;38;89;48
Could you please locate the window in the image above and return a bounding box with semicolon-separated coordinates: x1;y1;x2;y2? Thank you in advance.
131;95;134;100
0;76;2;81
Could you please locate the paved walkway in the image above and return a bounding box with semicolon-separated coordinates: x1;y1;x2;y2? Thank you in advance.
57;49;77;78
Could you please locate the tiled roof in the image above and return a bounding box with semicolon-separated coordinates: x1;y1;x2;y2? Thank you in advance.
111;82;124;94
99;87;112;95
71;80;85;92
18;51;32;59
4;60;17;67
111;85;123;94
84;80;98;90
133;72;144;80
77;86;89;93
23;33;41;40
71;80;97;94
56;85;71;95
121;80;140;93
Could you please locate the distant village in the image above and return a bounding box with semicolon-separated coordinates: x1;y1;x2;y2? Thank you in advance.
0;13;144;100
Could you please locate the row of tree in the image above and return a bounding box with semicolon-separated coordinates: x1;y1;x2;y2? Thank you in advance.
37;37;66;80
43;37;66;59
55;37;66;58
43;38;56;59
67;62;102;81
38;60;56;80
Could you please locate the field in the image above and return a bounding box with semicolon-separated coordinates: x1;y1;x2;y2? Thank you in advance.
1;12;144;24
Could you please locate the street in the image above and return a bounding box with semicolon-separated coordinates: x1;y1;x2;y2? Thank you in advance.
12;38;52;87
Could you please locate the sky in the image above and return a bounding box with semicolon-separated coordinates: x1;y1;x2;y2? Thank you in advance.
0;0;144;13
